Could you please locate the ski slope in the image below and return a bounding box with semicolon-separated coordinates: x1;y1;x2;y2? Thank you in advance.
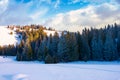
0;27;21;46
0;56;120;80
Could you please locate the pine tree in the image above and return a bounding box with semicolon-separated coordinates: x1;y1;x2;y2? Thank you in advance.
117;31;120;57
16;40;24;61
45;54;54;64
68;33;79;61
103;31;118;61
37;37;48;61
80;35;90;61
47;34;53;55
52;32;59;55
57;32;70;62
16;51;23;61
22;39;33;61
57;32;79;62
51;32;59;63
91;33;103;60
97;34;104;60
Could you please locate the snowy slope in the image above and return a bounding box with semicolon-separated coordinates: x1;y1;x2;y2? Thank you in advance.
0;56;120;80
0;26;21;46
0;27;61;47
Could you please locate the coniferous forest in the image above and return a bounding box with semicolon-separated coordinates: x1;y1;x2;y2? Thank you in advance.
0;23;120;63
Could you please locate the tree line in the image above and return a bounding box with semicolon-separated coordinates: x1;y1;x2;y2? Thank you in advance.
0;23;120;63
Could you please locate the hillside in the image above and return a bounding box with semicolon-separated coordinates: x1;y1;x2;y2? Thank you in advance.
0;27;21;46
0;26;62;46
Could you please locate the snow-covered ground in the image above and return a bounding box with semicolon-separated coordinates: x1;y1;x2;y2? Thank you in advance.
0;56;120;80
44;30;62;36
0;26;21;46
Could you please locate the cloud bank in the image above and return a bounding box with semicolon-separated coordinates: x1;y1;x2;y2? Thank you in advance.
44;2;120;32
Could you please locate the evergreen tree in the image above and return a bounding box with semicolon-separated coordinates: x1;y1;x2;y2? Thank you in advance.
22;39;33;61
80;35;90;61
57;32;70;62
58;32;79;62
16;40;24;61
117;31;120;57
68;33;79;61
91;33;103;60
52;32;59;55
47;34;53;55
45;54;54;64
37;37;48;61
103;31;118;61
51;32;59;63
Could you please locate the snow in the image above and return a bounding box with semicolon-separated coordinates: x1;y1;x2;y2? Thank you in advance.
0;56;120;80
0;26;21;46
44;30;62;36
0;56;14;63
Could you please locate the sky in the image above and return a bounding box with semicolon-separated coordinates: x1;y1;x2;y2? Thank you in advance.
0;0;120;31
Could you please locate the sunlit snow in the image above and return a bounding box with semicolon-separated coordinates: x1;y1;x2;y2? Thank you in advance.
0;56;120;80
0;26;21;46
44;30;62;36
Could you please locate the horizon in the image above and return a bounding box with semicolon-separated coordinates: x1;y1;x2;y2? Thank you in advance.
0;0;120;31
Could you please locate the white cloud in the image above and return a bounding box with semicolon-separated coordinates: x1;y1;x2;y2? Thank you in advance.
30;8;49;24
0;0;49;25
44;3;120;32
0;0;33;25
30;8;48;19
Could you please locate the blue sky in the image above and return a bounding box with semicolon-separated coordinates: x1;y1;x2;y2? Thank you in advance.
0;0;120;31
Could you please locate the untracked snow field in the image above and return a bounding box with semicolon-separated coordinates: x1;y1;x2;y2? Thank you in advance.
0;56;120;80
